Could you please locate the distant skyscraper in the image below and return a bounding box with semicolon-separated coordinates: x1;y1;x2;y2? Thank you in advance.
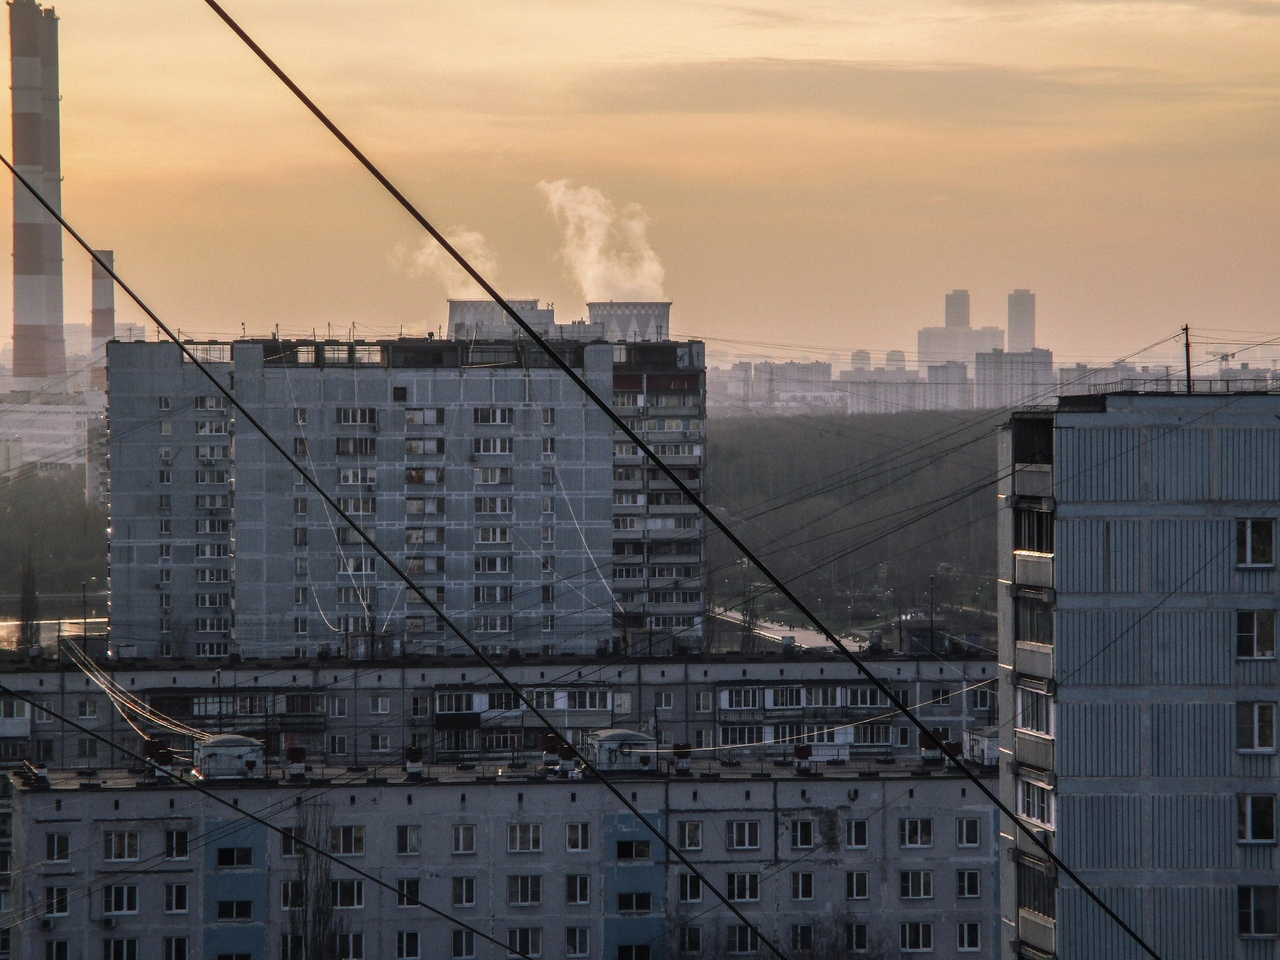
945;289;970;329
1008;288;1036;353
9;0;66;379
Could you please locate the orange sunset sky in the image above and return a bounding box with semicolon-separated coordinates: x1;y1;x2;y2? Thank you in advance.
7;0;1279;367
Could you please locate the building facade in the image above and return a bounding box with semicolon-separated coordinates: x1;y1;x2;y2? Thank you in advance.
998;392;1280;959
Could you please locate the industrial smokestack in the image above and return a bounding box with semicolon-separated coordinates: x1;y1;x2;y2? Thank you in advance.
90;250;114;390
10;0;66;380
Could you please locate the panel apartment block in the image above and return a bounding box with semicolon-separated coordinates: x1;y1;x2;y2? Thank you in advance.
998;392;1280;960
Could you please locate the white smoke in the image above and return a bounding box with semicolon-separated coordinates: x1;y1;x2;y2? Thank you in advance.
537;180;665;302
395;228;498;299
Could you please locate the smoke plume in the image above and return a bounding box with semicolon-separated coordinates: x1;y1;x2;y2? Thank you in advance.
537;180;665;301
396;228;498;298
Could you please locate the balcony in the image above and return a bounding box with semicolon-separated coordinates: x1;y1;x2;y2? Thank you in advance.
1015;553;1053;589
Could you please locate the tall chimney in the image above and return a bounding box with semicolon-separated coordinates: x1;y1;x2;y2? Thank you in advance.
10;0;65;380
90;250;114;390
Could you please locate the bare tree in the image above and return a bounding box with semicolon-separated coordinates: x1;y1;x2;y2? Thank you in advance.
286;800;345;960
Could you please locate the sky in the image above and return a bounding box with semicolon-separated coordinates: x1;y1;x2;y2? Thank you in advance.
8;0;1280;368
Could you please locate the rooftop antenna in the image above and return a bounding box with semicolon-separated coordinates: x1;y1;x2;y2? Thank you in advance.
1183;325;1192;394
241;322;246;338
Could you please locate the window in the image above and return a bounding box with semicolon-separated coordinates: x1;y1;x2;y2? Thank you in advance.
330;825;366;855
617;947;650;960
1016;687;1053;735
508;823;542;852
1239;702;1277;751
898;818;932;848
397;932;421;960
957;870;981;897
507;928;542;958
103;885;139;914
566;875;590;904
726;688;760;709
282;880;304;909
44;886;68;916
726;873;760;901
846;924;868;953
103;942;139;960
678;874;702;903
790;926;813;953
542;437;556;457
900;870;933;899
617;892;651;913
215;900;253;920
1014;507;1053;553
78;700;97;719
616;839;651;860
900;922;933;952
397;825;421;855
1239;611;1277;659
508;875;542;906
679;821;703;850
846;871;869;900
566;927;589;958
847;819;868;848
329;735;349;755
696;691;713;712
957;817;981;847
215;846;252;867
474;437;513;455
165;829;189;859
281;827;301;857
474;407;513;425
163;938;189;960
678;927;702;955
1239;795;1277;843
406;408;442;427
726;820;760;850
1240;886;1279;936
45;833;69;861
1238;519;1275;567
452;877;476;907
567;823;590;851
1019;780;1054;826
1014;596;1054;646
726;925;758;955
791;872;814;901
957;923;981;952
337;934;365;960
453;824;476;854
332;879;365;908
103;831;139;861
453;930;475;960
790;819;814;849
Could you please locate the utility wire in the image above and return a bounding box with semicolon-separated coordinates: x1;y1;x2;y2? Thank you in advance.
185;11;1163;954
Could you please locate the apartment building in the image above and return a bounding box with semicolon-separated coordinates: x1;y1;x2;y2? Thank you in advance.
0;649;995;771
107;336;705;659
3;744;999;960
998;391;1280;959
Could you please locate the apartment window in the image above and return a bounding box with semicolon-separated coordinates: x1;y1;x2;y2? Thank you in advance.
1238;519;1275;567
726;925;758;955
679;821;703;850
726;873;759;901
508;875;542;906
336;934;364;960
678;927;701;955
397;825;421;855
566;927;589;958
1239;795;1277;843
397;932;421;960
453;930;476;960
542;437;556;457
103;942;139;960
1238;611;1277;659
678;873;702;903
898;818;932;848
846;871;869;900
567;823;590;851
281;827;301;857
508;823;542;852
281;880;304;910
790;819;814;849
44;886;68;916
474;407;513;425
726;820;760;850
453;824;476;854
102;885;139;915
846;924;868;953
1016;858;1056;919
294;586;308;605
330;825;366;855
330;696;348;718
293;438;308;457
1240;886;1280;936
900;870;933;899
616;839;651;860
1238;702;1277;751
1019;780;1054;827
957;870;981;897
507;928;542;959
957;817;981;847
46;833;69;861
216;847;252;867
329;735;348;755
103;831;139;861
1014;507;1054;553
216;900;253;920
163;938;189;960
957;923;981;952
566;875;590;904
617;892;651;913
790;926;813;953
331;879;365;908
696;691;713;712
900;922;933;953
452;877;476;907
1015;596;1054;645
165;829;189;859
847;819;868;848
1016;687;1053;736
406;408;442;426
791;871;814;901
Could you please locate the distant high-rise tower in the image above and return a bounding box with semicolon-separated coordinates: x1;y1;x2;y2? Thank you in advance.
944;289;970;329
10;0;65;379
1007;288;1035;353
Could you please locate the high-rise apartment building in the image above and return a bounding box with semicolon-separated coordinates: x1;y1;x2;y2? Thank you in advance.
998;391;1280;959
1008;289;1036;354
974;348;1054;410
106;337;705;659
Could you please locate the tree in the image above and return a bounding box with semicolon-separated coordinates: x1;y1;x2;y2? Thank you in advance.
285;800;345;960
17;549;38;653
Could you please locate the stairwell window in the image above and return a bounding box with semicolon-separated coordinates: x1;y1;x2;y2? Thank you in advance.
1238;702;1277;752
1239;795;1277;843
1239;886;1280;937
1239;519;1275;567
1238;612;1277;659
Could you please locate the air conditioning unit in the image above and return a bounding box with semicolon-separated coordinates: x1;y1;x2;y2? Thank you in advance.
102;917;116;929
365;485;376;493
161;458;171;466
40;918;53;930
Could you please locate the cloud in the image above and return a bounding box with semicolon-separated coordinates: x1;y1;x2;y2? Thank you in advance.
394;228;498;298
537;180;665;301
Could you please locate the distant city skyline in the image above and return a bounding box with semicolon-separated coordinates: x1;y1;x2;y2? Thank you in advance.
0;0;1274;375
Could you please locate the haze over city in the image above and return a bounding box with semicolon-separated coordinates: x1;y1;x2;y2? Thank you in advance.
1;0;1275;365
